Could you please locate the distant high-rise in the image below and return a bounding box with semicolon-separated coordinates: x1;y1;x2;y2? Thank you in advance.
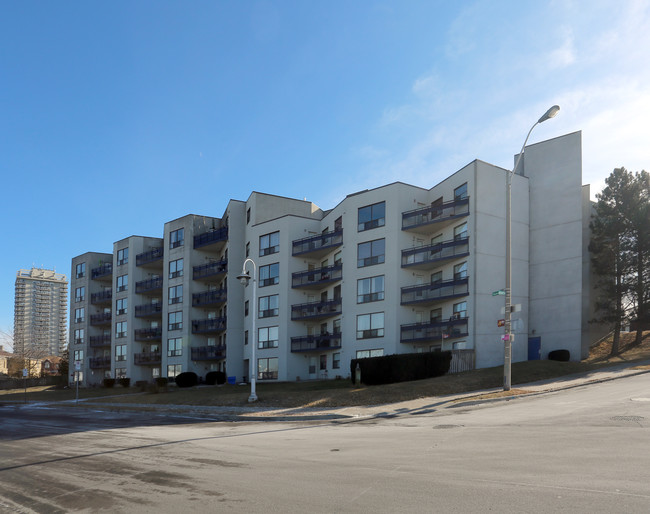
14;268;68;357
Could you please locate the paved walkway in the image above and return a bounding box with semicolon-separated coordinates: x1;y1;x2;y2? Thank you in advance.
69;360;650;423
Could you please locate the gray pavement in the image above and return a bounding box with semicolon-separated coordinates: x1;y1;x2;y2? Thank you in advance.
18;359;649;423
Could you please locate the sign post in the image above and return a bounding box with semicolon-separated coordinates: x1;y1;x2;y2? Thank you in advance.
74;361;81;403
23;367;28;404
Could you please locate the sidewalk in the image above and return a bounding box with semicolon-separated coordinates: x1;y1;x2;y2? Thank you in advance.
71;360;650;423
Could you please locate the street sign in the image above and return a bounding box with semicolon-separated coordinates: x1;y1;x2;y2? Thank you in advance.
74;361;81;371
492;290;506;296
501;334;515;342
22;368;28;378
497;319;505;327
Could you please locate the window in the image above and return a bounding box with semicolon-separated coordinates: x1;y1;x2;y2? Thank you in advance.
115;367;127;379
259;295;279;318
333;318;341;334
319;354;327;371
357;275;385;303
454;222;467;241
357;239;385;268
259;263;279;287
333;353;340;369
169;258;183;279
117;274;128;292
168;338;182;357
356;349;384;359
454;182;468;200
357;312;385;339
116;298;127;315
115;344;126;362
74;328;84;344
258;357;278;380
116;321;127;338
167;364;182;380
358;201;385;231
430;308;442;322
169;285;183;304
334;251;342;266
259;231;280;256
168;311;183;331
247;208;251;224
258;326;279;349
453;301;467;320
246;242;250;257
75;287;85;302
170;228;184;248
454;262;467;280
244;300;249;316
431;271;442;284
73;350;83;362
117;248;128;266
75;308;84;323
244;330;249;346
76;262;86;278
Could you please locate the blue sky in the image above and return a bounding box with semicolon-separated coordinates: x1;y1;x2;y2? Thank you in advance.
1;0;649;338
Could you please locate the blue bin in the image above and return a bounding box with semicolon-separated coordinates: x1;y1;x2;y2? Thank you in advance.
227;376;236;385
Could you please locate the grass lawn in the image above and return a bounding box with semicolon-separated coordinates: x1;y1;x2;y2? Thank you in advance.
1;331;648;409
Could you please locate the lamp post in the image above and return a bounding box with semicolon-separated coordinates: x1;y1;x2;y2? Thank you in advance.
504;105;560;391
237;258;258;402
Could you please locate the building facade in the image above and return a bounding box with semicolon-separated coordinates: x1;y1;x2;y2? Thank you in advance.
14;268;68;358
70;131;594;386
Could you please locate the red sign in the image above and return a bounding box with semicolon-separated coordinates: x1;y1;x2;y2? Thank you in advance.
497;319;505;327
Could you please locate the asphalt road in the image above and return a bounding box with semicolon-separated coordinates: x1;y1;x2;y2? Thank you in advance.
1;374;650;513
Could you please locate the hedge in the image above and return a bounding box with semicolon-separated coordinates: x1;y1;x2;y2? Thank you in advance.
175;372;198;388
350;351;452;386
205;371;227;385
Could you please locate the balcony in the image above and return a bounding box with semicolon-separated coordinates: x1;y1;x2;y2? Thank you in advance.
292;264;342;289
400;317;469;344
89;356;111;369
401;237;470;269
90;289;112;305
135;277;163;294
134;327;162;342
135;303;163;318
291;298;342;321
193;259;228;281
191;345;227;361
90;312;112;326
192;288;227;307
91;263;113;280
191;317;227;334
291;332;342;353
292;229;343;258
402;197;469;233
401;277;469;306
136;247;164;267
194;226;228;251
89;334;111;347
134;351;162;365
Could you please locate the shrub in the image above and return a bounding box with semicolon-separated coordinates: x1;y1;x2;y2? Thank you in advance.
175;372;198;388
155;377;168;387
548;349;570;362
103;378;115;388
350;351;452;386
205;371;227;385
118;377;131;388
135;380;148;391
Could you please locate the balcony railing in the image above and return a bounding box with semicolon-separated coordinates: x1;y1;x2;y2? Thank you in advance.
134;327;162;341
194;226;228;249
191;345;227;361
291;298;342;321
193;259;228;280
402;197;469;231
90;312;112;325
401;237;470;268
135;277;163;294
292;229;343;257
135;303;163;317
401;277;469;305
91;289;112;304
400;317;469;343
134;351;162;365
291;332;342;353
192;288;227;308
292;264;342;289
91;263;113;280
89;334;111;347
191;317;227;334
89;356;111;369
136;247;164;267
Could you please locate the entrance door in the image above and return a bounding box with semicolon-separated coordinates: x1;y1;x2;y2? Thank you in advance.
309;356;317;379
528;337;541;360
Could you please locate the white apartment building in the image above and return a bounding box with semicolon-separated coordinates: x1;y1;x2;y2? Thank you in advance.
14;267;68;357
70;131;595;386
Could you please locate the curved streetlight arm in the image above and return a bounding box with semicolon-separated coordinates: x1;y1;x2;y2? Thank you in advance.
238;258;258;402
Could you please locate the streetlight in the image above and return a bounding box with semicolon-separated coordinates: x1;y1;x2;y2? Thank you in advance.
503;105;560;391
237;258;258;402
